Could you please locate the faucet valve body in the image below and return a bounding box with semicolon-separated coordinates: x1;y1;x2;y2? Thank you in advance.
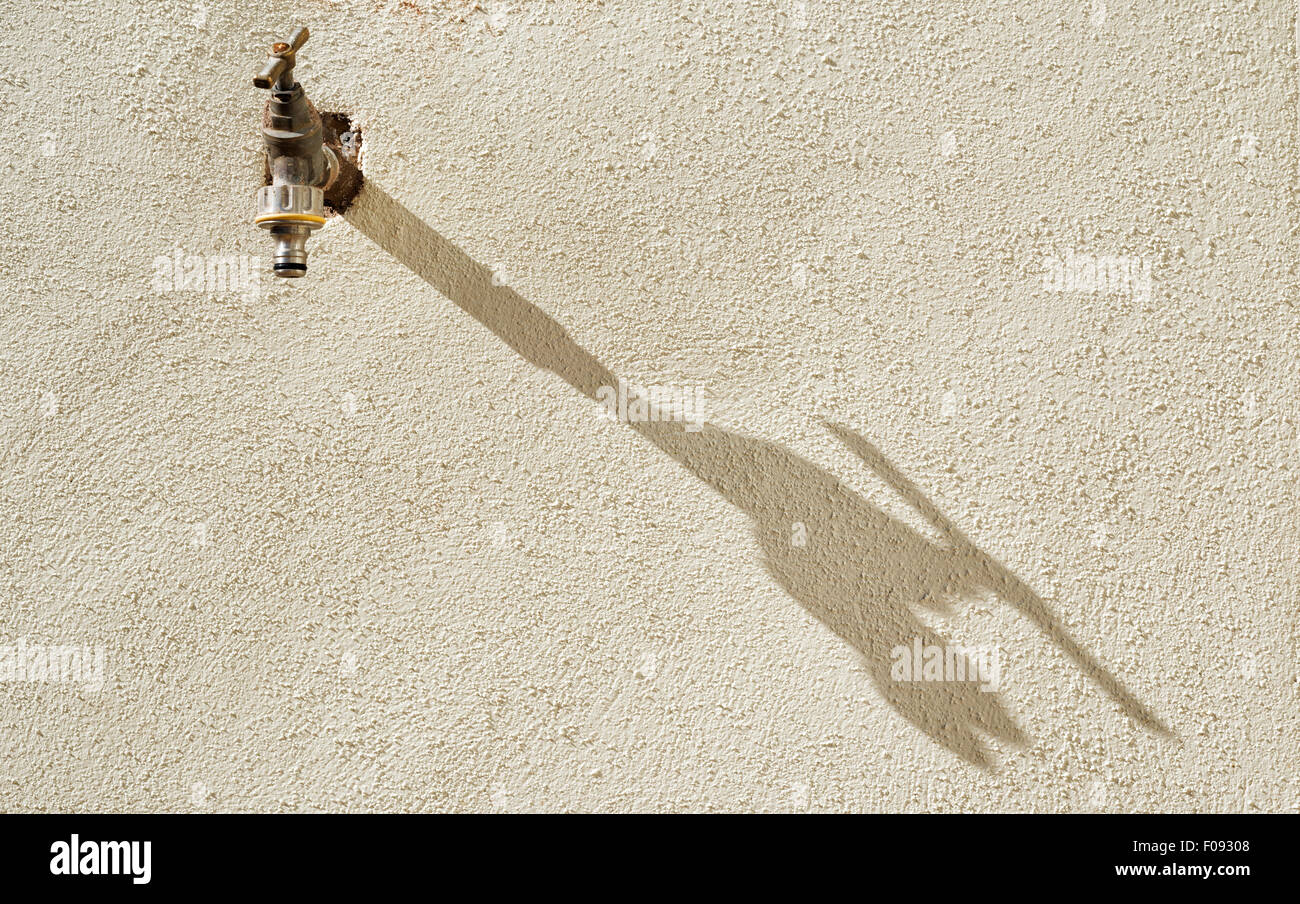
253;27;335;278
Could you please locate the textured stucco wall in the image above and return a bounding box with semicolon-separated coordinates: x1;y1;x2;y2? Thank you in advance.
0;0;1296;812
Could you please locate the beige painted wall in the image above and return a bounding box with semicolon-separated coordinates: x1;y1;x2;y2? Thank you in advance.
0;0;1296;812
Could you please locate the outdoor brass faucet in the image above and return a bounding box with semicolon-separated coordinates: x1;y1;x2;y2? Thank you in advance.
252;27;335;277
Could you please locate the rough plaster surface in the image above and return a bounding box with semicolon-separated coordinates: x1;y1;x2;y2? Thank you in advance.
0;0;1296;812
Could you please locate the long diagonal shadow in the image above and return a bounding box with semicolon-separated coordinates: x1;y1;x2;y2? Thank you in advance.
346;183;1171;768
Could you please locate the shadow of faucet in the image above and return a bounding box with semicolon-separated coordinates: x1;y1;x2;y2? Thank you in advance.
346;183;1170;768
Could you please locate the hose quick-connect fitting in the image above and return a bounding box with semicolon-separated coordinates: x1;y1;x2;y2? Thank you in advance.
253;27;336;278
255;184;327;275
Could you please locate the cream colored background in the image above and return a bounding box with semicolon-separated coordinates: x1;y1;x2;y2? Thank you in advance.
0;0;1296;811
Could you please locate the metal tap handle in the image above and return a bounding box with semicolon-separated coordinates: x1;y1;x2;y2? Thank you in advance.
253;26;310;90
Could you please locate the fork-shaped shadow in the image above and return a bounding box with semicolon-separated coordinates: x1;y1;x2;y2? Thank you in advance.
346;183;1170;768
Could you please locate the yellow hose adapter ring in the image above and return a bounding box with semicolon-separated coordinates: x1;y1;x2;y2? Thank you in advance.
254;212;327;226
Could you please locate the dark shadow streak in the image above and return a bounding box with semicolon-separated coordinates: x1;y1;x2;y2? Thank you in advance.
346;183;1171;768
